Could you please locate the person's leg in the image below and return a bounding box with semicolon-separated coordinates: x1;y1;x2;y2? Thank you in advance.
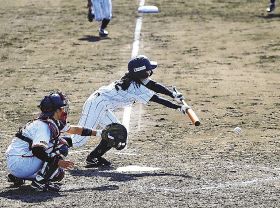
99;0;112;37
6;155;42;186
267;0;276;12
86;110;120;167
92;0;103;21
71;94;107;147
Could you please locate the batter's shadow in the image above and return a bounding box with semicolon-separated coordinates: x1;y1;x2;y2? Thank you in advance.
69;168;193;182
78;35;111;42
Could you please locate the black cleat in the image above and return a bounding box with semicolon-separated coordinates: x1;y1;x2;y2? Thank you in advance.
7;174;25;187
99;29;109;37
86;156;111;168
31;180;60;192
267;4;276;13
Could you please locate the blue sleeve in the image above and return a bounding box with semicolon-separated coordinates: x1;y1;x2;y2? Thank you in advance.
149;94;180;109
145;80;174;97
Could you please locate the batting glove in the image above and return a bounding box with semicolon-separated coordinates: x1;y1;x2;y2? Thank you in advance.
172;88;184;103
178;104;190;114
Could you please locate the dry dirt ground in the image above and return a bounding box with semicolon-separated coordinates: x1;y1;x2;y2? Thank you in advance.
0;0;280;207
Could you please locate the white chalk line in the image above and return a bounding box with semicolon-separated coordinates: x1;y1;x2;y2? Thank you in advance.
144;176;280;194
69;149;140;156
122;0;145;132
62;174;280;194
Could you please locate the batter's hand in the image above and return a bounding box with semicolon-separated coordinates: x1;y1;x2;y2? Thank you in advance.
178;104;190;114
58;160;74;170
172;87;184;103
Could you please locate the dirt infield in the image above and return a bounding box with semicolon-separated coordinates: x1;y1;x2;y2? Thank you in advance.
0;0;279;207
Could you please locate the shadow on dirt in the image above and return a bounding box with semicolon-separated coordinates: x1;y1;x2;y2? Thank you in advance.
0;185;62;203
0;184;120;202
62;184;119;192
69;169;193;182
78;35;110;42
256;13;280;19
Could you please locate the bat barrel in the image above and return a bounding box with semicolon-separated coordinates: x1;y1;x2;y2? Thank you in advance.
182;100;201;126
194;120;201;126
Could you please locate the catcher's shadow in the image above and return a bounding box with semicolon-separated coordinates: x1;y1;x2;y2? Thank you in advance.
78;35;110;42
0;185;62;203
0;184;119;203
69;168;193;182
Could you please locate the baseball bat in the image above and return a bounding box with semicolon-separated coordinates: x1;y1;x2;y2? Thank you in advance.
182;100;201;126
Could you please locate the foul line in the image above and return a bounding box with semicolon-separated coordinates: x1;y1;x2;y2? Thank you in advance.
122;0;145;132
145;176;280;194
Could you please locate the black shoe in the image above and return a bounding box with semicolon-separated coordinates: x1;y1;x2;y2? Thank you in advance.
86;156;111;168
31;180;60;192
7;174;25;187
99;29;109;37
267;4;276;13
88;9;94;22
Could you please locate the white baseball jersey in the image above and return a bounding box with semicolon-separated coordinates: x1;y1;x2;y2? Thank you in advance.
6;119;69;179
72;78;155;147
91;0;112;21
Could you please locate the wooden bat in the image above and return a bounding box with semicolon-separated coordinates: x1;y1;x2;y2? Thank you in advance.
182;100;201;126
173;87;200;126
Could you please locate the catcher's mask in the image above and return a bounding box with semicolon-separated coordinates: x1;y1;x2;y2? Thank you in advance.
38;92;69;121
128;55;157;79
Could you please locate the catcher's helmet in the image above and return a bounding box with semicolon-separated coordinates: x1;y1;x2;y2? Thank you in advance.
38;92;68;117
128;55;157;78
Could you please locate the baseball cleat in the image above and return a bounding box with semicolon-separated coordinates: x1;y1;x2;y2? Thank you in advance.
7;174;25;187
31;180;61;192
266;4;276;13
85;156;111;168
99;29;109;37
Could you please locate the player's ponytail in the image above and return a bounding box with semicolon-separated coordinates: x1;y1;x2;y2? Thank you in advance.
115;73;143;91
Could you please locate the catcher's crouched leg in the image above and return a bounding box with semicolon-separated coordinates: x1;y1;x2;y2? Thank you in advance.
31;155;63;192
51;168;65;182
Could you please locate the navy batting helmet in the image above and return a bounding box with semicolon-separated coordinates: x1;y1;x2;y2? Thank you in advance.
128;55;157;76
38;92;68;117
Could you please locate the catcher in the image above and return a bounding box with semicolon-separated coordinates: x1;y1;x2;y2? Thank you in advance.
5;92;108;192
71;55;189;168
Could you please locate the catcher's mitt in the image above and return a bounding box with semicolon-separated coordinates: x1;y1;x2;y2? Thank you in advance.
101;123;128;150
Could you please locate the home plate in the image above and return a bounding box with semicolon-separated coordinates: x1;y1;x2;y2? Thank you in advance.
116;165;160;173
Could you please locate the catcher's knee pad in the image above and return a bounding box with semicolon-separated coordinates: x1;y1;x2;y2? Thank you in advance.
37;154;62;181
51;168;65;182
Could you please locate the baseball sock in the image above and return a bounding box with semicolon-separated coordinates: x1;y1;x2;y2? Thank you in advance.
101;19;110;30
87;139;112;159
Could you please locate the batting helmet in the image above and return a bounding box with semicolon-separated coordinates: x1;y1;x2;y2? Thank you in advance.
38;92;68;118
128;55;157;79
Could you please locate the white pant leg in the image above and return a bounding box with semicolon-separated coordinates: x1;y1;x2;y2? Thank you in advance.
98;109;120;128
101;0;112;20
6;155;42;179
92;0;103;21
72;95;109;147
